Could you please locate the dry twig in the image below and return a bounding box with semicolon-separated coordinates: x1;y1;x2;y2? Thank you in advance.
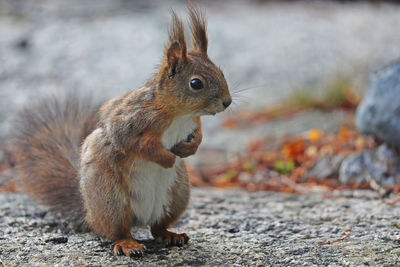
385;196;400;206
317;228;351;247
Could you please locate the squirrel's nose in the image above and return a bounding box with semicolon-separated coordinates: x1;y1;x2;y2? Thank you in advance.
223;99;232;109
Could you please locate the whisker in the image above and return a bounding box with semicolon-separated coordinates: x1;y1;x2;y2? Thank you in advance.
227;106;234;116
235;100;249;106
232;84;269;94
231;93;245;99
230;80;242;90
231;97;249;107
228;102;243;112
232;95;250;103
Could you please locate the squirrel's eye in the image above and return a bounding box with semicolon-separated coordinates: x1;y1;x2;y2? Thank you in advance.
190;78;203;90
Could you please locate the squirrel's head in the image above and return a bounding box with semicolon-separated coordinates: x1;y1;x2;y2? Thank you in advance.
157;7;231;116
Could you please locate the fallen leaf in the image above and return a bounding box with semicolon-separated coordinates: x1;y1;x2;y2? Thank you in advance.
309;129;322;143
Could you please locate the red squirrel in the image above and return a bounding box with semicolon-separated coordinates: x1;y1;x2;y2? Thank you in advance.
9;6;231;257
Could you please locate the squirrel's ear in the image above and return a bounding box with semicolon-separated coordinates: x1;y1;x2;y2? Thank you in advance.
165;11;187;78
188;5;208;54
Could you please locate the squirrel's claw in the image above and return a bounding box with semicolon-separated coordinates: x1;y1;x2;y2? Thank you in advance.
129;249;144;258
116;246;124;256
113;239;146;257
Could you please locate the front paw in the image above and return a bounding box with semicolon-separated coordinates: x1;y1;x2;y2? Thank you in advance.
170;141;198;158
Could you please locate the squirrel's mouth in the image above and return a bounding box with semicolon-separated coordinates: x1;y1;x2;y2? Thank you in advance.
201;109;217;116
202;102;228;116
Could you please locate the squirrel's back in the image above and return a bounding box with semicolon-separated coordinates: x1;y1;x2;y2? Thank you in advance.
10;92;102;228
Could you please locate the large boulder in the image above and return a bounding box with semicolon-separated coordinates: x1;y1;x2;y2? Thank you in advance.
356;61;400;147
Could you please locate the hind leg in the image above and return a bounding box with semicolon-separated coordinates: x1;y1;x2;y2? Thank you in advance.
151;161;190;246
80;152;146;257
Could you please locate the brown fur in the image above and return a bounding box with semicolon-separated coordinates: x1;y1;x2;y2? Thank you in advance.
10;6;231;257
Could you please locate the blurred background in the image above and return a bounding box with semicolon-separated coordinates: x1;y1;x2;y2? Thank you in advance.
1;0;400;192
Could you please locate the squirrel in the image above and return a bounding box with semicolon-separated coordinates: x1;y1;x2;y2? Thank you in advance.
8;6;231;257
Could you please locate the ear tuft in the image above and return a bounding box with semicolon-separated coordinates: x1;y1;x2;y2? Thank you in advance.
188;5;208;53
164;11;187;78
168;11;187;60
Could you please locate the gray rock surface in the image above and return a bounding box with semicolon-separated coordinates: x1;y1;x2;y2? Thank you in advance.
306;155;345;180
356;61;400;147
339;144;400;186
1;188;400;266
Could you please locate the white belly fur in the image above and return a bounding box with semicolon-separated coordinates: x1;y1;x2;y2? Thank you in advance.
130;115;196;226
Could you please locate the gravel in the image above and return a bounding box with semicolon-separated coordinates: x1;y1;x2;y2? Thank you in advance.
1;188;399;266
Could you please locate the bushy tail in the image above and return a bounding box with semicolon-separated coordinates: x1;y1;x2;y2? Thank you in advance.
9;92;102;229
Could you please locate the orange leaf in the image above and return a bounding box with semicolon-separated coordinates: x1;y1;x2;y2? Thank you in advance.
309;129;322;143
282;139;305;160
339;126;351;142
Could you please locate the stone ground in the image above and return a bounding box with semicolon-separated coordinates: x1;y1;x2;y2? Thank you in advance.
0;189;399;266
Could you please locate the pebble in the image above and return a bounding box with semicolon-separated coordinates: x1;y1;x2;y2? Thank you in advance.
228;227;240;233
